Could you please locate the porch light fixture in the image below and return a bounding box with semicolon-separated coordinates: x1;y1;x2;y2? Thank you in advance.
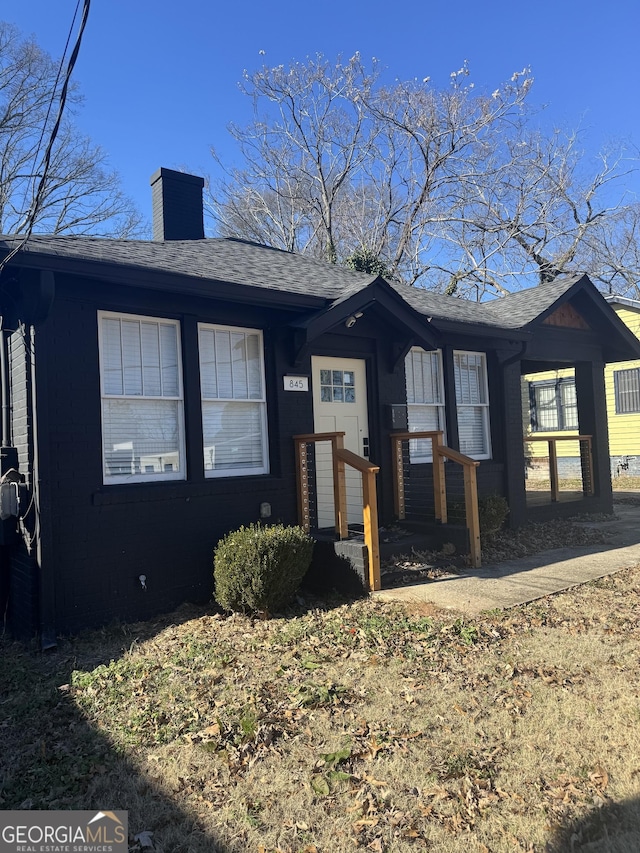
345;311;364;329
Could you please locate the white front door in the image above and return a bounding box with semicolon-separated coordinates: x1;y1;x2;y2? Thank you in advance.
312;356;369;528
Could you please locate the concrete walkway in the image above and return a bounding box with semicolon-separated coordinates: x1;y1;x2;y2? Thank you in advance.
373;500;640;614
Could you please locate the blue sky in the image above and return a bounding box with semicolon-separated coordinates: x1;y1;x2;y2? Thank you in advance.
8;0;640;225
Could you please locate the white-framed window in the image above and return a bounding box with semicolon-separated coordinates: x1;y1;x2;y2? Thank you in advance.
454;350;491;459
98;311;185;484
405;347;446;463
529;377;578;431
198;323;269;477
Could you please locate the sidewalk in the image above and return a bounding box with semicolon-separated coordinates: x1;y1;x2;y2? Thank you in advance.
372;500;640;614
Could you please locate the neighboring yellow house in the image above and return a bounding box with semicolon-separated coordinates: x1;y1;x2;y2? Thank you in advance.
523;296;640;478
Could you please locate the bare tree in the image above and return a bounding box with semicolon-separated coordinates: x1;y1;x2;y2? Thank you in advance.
210;55;639;297
447;129;640;297
209;54;382;263
0;22;143;237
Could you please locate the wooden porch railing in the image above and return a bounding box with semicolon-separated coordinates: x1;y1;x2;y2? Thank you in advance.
390;431;481;569
293;432;381;591
524;434;594;501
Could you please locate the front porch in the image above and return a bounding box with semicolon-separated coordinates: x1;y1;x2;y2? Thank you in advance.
524;434;595;509
293;430;482;592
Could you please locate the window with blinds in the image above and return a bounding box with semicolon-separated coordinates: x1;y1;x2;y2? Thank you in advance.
405;348;446;462
198;324;268;477
454;351;491;459
99;312;185;483
614;367;640;414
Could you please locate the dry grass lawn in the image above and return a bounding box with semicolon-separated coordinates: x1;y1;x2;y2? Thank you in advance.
2;566;640;853
526;476;640;494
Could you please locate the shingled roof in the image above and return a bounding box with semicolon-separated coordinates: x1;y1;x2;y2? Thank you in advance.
479;274;587;328
0;234;373;301
0;235;625;345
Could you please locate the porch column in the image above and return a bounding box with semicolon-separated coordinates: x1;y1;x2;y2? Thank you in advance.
501;360;528;527
575;361;613;510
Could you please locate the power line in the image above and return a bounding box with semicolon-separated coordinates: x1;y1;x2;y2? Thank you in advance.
0;0;92;276
27;1;83;214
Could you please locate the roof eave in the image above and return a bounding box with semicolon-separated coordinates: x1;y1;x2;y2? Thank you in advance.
1;248;329;311
429;317;530;340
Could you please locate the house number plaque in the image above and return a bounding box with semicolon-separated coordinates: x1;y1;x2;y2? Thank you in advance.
283;376;309;391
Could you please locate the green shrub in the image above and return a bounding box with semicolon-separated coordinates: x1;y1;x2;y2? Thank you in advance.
478;494;510;534
448;493;510;534
214;523;314;614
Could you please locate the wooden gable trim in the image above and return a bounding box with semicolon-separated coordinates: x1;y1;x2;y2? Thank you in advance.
542;301;590;330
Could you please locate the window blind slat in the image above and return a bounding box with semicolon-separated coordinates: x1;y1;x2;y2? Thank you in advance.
99;313;184;483
102;317;123;395
198;324;268;476
202;401;264;470
405;348;446;462
160;323;179;397
141;321;161;396
199;328;217;399
102;399;181;476
215;331;233;398
122;320;143;396
454;351;490;458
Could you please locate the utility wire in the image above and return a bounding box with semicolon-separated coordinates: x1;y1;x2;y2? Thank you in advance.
0;0;91;275
27;1;82;216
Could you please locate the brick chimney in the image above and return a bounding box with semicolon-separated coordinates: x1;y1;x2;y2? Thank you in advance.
150;167;205;241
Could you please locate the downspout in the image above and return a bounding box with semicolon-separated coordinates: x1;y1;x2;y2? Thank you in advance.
29;323;56;650
1;324;9;448
0;326;9;626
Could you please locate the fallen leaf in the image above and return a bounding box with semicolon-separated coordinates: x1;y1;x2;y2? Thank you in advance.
134;830;154;850
311;775;330;796
589;766;609;789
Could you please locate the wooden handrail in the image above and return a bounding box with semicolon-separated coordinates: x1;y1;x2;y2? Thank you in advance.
391;430;481;569
293;431;346;442
337;449;381;591
525;434;594;442
293;433;381;592
336;447;380;474
524;434;594;500
438;446;480;467
389;431;445;442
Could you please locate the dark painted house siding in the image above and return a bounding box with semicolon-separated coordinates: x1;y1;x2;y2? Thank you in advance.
27;273;318;633
3;187;640;640
13;278;437;634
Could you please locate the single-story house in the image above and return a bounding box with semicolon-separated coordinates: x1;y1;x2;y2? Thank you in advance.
524;295;640;478
2;168;639;644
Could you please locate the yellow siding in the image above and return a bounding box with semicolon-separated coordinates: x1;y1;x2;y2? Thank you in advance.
605;306;640;456
523;304;640;458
